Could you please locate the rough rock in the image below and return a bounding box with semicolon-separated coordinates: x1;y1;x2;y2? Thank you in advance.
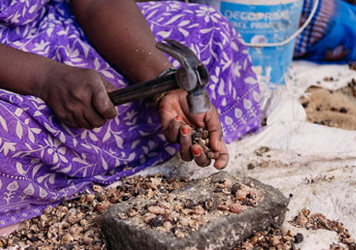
100;171;289;250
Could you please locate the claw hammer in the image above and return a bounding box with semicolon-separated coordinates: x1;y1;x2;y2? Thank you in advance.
108;39;211;114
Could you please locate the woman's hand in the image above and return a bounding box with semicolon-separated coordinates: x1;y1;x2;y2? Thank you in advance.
157;89;229;170
38;64;118;129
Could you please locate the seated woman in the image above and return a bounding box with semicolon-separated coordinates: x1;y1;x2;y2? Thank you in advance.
0;0;261;229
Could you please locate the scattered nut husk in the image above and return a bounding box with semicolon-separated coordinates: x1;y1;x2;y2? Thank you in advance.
290;209;356;249
114;175;261;239
1;173;263;248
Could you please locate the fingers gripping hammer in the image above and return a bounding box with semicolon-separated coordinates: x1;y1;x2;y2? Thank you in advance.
108;39;211;114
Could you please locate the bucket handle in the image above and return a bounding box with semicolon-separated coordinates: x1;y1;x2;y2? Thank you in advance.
242;0;320;48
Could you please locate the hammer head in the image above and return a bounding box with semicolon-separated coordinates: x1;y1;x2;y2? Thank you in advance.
156;39;211;114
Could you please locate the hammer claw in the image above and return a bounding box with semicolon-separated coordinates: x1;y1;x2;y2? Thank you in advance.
156;39;201;68
156;42;182;58
151;40;212;113
164;39;195;56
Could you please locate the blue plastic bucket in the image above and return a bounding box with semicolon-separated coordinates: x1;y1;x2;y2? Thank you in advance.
190;0;304;88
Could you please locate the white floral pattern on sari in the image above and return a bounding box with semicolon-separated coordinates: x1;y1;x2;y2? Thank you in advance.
0;0;261;227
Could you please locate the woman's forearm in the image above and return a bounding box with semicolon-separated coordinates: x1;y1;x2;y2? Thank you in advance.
0;43;56;97
70;0;173;84
0;43;118;129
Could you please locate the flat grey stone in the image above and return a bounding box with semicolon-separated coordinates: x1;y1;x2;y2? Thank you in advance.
100;171;289;250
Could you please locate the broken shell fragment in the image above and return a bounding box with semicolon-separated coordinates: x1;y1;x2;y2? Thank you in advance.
95;200;111;214
144;213;157;224
183;199;195;209
192;205;206;215
229;203;242;214
207;151;219;159
218;203;229;211
83;230;95;245
56;206;68;219
148;205;166;215
92;185;104;193
0;237;8;248
201;130;209;139
174;229;186;239
204;198;216;211
163;221;173;232
80;218;89;227
43;205;53;214
118;212;128;219
60;233;74;244
127;208;139;217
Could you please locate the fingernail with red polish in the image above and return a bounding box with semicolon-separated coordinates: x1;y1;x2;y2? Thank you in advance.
181;127;190;136
192;148;201;156
176;115;182;121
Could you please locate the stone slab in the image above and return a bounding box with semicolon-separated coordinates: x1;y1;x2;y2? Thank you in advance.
100;171;289;250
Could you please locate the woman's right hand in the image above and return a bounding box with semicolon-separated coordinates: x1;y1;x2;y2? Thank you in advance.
38;64;118;129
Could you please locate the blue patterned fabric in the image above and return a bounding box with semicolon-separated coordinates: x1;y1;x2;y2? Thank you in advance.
295;0;356;62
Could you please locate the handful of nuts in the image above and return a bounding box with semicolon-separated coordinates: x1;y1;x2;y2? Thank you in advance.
191;128;219;160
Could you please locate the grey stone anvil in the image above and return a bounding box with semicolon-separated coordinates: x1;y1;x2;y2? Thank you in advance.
100;171;289;250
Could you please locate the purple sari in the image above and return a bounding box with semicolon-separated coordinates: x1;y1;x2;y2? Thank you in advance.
0;0;261;227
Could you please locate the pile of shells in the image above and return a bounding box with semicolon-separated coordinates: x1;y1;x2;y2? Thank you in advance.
118;177;261;238
290;209;356;250
0;174;261;249
191;128;219;160
232;208;356;250
0;199;106;250
0;174;189;250
232;228;304;250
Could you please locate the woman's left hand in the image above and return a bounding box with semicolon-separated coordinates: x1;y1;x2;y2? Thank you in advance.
157;89;229;169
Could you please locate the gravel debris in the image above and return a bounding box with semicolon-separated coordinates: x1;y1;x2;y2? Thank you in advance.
0;174;189;249
232;228;303;250
290;209;356;250
0;173;261;249
230;208;356;250
117;175;261;239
